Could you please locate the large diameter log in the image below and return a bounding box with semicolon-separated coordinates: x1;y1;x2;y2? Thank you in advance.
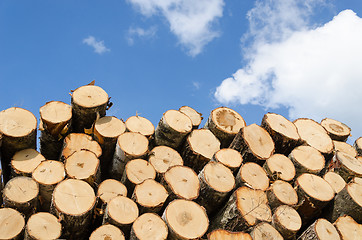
230;123;275;165
263;154;295;182
261;112;301;154
298;218;340;240
0;208;25;240
11;149;45;177
148;146;183;179
333;215;362;240
154;110;192;149
207;229;252;240
211;148;243;175
321;118;351;142
39;101;72;160
354;137;362;156
204;107;246;148
267;180;298;210
289;145;325;176
272;205;301;239
179;106;202;129
250;222;283;240
210;186;272;232
333;140;357;157
61;133;102;161
130;213;168;240
90;224;125;240
235;162;269;191
51;179;96;239
162;199;209;240
71;84;109;133
182;129;220;173
24;212;62;240
125;115;155;138
110;132;149;180
329;151;362;182
197;162;235;215
0;107;37;182
323;171;346;194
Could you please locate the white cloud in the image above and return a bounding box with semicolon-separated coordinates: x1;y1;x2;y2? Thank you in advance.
127;26;157;45
215;0;362;140
192;81;201;90
128;0;224;56
83;36;110;54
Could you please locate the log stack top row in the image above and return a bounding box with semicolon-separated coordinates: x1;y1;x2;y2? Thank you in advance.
0;83;361;240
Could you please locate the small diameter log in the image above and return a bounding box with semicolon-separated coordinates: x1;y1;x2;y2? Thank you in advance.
39;101;72;160
3;176;39;218
272;205;302;239
93;116;126;179
211;148;243;175
24;212;62;240
132;179;168;214
90;224;125;240
32;160;65;211
110;132;149;180
0;208;25;240
130;213;168;240
323;171;346;194
333;140;357;157
204;107;246;148
298;218;340;240
330;151;362;182
295;173;335;223
181;129;220;173
179;106;202;129
97;179;128;206
71;84;109;133
321;118;351;142
11;149;45;177
230;124;275;165
207;229;252;240
250;222;283;240
263;154;295;182
162;199;209;240
267;180;298;210
51;179;96;239
61;133;102;161
261;112;301;154
125;115;155;138
0;107;37;182
197;162;235;215
210;186;272;232
289;145;325;176
354;137;362;156
235;162;269;191
148;146;183;180
65;149;101;187
154;110;192;149
333;215;362;240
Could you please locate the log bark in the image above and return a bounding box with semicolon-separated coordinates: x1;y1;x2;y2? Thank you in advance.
71;84;109;133
11;149;45;177
162;199;209;240
298;218;340;240
288;145;325;176
24;212;62;240
250;222;283;240
60;133;102;161
181;129;220;173
50;179;96;239
0;208;25;240
125;115;155;138
207;229;252;240
333;215;362;240
197;162;235;215
148;146;183;180
89;224;125;240
211;148;243;175
263;154;295;182
323;171;346;194
179;106;202;129
204;107;246;148
109;132;149;180
230;124;275;165
272;205;301;240
235;162;269;191
267;180;298;210
353;137;362;157
321;118;351;142
333;140;357;157
0;169;2;206
130;213;168;240
329;151;362;182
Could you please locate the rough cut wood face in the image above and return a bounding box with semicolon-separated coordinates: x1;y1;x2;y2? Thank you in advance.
11;149;45;175
131;213;168;240
39;101;72;125
95;116;126;139
90;224;125;240
323;171;346;194
4;176;39;203
97;179;127;204
264;113;300;140
108;196;139;225
210;107;246;134
334;215;362;240
32;160;65;186
265;154;295;181
179;106;202;127
125;115;154;137
117;132;149;156
333;140;357;157
0;107;37;137
297;174;335;202
208;229;252;240
251;222;283;240
148;146;183;174
243;123;275;159
213;148;243;169
273;205;302;232
133;179;168;209
164;109;192;133
321;118;351;140
72;85;108;108
187;129;220;159
0;208;25;239
26;212;62;240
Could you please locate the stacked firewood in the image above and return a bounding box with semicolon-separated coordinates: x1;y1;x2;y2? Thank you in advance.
0;83;361;240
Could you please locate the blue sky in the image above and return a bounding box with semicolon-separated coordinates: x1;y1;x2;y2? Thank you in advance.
1;0;362;143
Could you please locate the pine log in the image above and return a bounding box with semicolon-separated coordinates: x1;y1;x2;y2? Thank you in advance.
333;140;357;157
323;171;346;194
11;149;45;177
154;109;192;149
50;179;96;239
354;137;362;156
132;179;168;214
289;145;325;176
211;148;243;175
39;101;72;160
272;205;302;239
3;176;39;218
235;162;269;191
125;115;155;138
333;215;362;240
110;132;148;180
267;180;298;210
261;112;301;154
263;154;295;182
93;116;126;179
0;107;37;182
230;124;275;165
130;213;168;240
32;160;65;211
179;106;202;129
148;146;183;180
204;107;246;148
71;84;109;133
321;118;351;142
210;186;272;232
89;224;125;240
0;208;25;240
207;229;252;240
181;129;220;173
60;133;102;161
24;212;62;240
197;162;235;215
298;218;340;240
162;199;209;240
329;151;362;182
250;222;283;240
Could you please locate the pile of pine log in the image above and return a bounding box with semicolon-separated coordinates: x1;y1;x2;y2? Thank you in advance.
0;82;361;240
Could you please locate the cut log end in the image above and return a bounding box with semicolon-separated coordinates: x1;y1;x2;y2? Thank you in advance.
267;180;298;209
299;218;340;240
354;137;362;156
90;224;125;240
97;179;127;204
323;171;346;194
212;148;243;174
237;162;269;191
0;208;25;240
264;154;295;182
333;140;357;157
94;116;126;139
26;212;62;240
297;173;335;202
250;222;283;240
131;213;168;240
61;133;102;160
207;229;252;240
333;215;362;240
11;149;45;176
0;107;37;138
39;101;72;136
123;159;156;186
72;85;108;108
321;118;351;142
203;161;235;193
179;106;202;128
148;146;183;175
125;115;155;137
117;132;149;157
272;205;301;239
289;145;325;175
106;196;139;226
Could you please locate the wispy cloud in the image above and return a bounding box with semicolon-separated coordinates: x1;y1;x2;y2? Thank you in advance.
192;81;201;90
83;36;110;54
127;26;157;45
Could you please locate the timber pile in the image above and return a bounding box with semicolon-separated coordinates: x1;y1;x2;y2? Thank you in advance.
0;82;361;240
